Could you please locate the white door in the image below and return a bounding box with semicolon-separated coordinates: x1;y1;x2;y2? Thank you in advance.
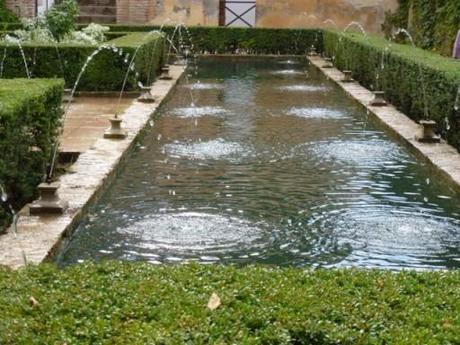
37;0;55;16
224;0;256;27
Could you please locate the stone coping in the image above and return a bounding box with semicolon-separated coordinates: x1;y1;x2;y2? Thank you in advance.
0;65;185;269
308;55;460;193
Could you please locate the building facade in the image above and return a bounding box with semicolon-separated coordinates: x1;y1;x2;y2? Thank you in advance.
7;0;398;33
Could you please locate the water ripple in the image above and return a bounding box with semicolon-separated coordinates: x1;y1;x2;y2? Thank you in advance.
170;106;227;118
163;138;251;161
287;107;348;120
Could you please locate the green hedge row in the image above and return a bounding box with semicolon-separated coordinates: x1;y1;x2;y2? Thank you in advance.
0;32;165;91
100;25;322;55
383;0;460;57
0;1;18;23
0;262;459;344
0;78;64;232
323;30;460;149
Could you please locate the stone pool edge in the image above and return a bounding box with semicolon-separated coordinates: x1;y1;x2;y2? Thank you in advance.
308;55;460;194
0;66;185;269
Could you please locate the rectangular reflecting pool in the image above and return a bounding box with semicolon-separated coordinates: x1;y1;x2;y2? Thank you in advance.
60;56;460;270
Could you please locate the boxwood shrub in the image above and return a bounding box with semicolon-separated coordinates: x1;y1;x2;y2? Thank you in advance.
99;25;322;55
0;262;459;344
323;30;460;150
0;32;166;91
382;0;460;57
0;78;64;232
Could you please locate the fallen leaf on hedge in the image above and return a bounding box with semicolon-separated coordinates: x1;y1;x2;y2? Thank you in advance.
207;293;221;310
29;296;39;308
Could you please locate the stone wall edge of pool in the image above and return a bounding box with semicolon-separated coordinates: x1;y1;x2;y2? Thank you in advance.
308;55;460;194
0;66;186;269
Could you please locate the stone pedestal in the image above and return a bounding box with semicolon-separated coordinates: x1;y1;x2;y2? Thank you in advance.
341;70;353;83
104;117;127;139
137;86;155;103
417;120;441;143
29;182;68;215
370;91;387;106
159;66;173;80
322;58;334;68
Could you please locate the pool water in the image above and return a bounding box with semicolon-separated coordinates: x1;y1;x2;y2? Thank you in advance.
60;57;460;270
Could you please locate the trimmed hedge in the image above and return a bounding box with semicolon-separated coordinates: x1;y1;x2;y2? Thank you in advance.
0;32;165;91
98;25;323;55
0;262;459;344
0;78;64;232
383;0;460;57
0;0;18;23
323;30;460;149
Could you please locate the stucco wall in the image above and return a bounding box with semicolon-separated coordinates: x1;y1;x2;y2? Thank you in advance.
129;0;398;33
6;0;35;18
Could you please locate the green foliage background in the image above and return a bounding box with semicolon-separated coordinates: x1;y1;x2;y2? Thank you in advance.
0;33;166;91
0;0;18;24
101;25;323;55
0;79;64;232
323;30;460;150
383;0;460;56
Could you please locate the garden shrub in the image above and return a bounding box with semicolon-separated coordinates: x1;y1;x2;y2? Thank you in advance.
99;25;323;55
323;30;460;150
0;262;459;344
0;32;165;91
0;78;64;232
0;0;18;24
45;0;79;41
383;0;460;56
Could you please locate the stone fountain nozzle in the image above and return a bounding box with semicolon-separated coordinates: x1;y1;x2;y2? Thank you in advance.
308;45;318;57
62;88;74;103
137;85;155;103
29;182;69;215
341;70;354;83
369;91;387;106
104;113;127;139
159;65;173;80
417;120;441;143
322;57;334;68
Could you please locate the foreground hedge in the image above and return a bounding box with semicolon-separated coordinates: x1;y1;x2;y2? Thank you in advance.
0;32;165;91
0;78;64;231
0;262;459;344
323;30;460;149
100;25;322;55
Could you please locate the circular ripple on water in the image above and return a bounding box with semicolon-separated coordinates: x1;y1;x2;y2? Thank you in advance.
171;106;228;118
287;107;348;120
295;139;407;167
277;60;300;65
163;138;251;161
277;85;329;92
271;70;305;76
118;212;270;260
184;83;224;90
307;205;460;269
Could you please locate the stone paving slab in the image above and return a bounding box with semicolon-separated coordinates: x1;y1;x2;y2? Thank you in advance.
308;55;460;192
0;66;185;269
61;96;134;154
